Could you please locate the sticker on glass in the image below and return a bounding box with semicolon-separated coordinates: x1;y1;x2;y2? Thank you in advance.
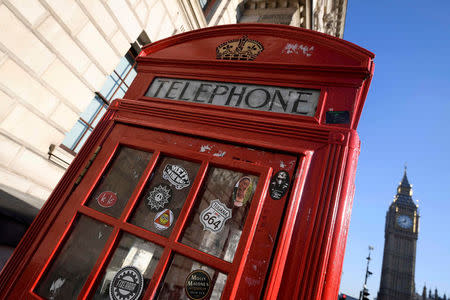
185;269;211;300
147;184;172;211
200;199;232;233
232;176;255;207
97;191;118;208
269;170;290;200
153;209;174;231
109;266;143;300
163;164;190;190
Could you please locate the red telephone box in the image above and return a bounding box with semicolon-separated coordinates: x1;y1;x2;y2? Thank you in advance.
0;24;374;300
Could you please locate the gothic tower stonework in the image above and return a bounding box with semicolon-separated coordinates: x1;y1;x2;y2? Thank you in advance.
377;169;419;300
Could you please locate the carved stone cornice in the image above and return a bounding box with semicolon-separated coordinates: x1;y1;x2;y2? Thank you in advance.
313;0;347;38
238;0;347;38
239;0;311;28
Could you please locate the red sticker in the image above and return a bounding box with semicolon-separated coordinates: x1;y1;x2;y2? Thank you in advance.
97;191;118;208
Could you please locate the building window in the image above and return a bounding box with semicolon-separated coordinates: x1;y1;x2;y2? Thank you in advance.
61;31;150;154
199;0;222;22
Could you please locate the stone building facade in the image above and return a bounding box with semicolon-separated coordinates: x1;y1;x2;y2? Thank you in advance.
0;0;347;267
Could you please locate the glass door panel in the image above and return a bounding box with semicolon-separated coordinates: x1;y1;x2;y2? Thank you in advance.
92;232;164;299
29;124;297;300
86;147;152;218
35;215;113;299
156;254;227;300
180;167;259;262
129;156;200;238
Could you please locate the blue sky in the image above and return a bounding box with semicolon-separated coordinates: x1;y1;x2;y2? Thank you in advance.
339;1;450;298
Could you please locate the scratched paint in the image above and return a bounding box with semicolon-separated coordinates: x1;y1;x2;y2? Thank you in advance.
199;145;212;153
245;277;260;286
282;43;314;57
213;150;226;157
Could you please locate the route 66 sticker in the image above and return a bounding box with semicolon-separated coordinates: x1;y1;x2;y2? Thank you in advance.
199;199;232;233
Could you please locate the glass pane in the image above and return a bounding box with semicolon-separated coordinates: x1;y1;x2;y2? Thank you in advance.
129;157;200;238
62;120;87;149
87;147;152;218
156;254;227;300
181;167;258;262
92;232;164;300
124;68;137;87
35;215;113;299
92;106;107;128
112;84;126;100
81;96;103;124
115;56;132;78
74;128;93;153
100;75;120;101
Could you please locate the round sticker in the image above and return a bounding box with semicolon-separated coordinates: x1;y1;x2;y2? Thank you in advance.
97;191;118;208
153;209;174;231
232;176;254;207
147;184;172;211
269;170;290;200
109;266;143;300
185;269;211;300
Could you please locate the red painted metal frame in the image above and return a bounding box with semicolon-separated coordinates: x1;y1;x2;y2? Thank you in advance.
0;24;374;300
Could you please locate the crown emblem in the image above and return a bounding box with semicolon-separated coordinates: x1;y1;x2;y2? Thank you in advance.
216;36;264;61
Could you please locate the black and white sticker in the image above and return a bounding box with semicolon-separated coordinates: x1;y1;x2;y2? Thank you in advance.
147;184;172;211
199;199;232;233
109;266;143;300
269;170;290;200
162;164;190;190
185;269;211;300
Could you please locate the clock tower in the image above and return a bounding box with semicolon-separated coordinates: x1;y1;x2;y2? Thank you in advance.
377;168;419;300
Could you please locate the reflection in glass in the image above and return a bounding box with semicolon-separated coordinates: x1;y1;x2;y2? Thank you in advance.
156;254;227;300
129;157;200;238
80;96;103;124
92;233;164;299
181;167;258;262
87;147;152;218
62;120;87;149
35;215;112;299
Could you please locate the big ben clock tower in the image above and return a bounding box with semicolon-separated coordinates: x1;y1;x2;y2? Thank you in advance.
377;168;419;300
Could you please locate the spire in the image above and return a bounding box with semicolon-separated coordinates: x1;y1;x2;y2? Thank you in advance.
401;164;410;186
393;166;416;208
397;165;412;196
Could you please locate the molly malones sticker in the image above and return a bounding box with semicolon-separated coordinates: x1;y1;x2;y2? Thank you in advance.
109;266;143;300
163;164;190;190
200;199;232;233
185;269;211;300
147;184;172;211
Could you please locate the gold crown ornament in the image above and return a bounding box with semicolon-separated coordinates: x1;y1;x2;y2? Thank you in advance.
216;36;264;61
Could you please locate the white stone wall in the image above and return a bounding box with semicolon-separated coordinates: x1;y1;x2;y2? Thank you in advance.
0;0;241;208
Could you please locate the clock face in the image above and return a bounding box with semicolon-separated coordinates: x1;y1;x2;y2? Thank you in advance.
397;215;413;229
